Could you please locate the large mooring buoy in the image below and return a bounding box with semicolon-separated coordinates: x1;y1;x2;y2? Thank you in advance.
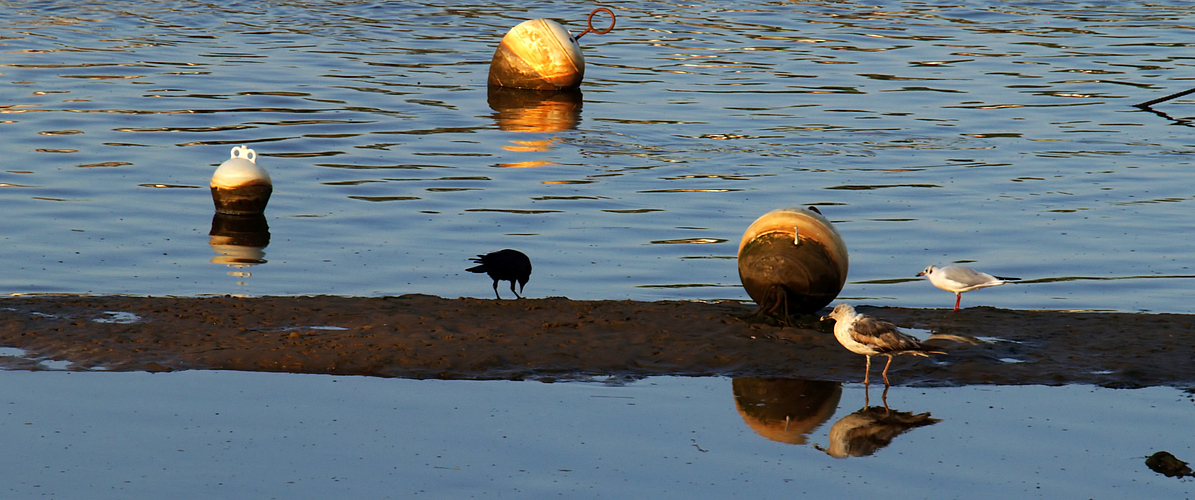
211;145;272;216
737;207;849;316
487;8;615;91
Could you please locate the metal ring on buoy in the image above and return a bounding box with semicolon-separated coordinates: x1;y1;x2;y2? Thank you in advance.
575;7;616;40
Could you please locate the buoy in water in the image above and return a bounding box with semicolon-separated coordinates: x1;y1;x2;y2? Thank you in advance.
487;8;615;90
211;145;272;215
737;207;849;317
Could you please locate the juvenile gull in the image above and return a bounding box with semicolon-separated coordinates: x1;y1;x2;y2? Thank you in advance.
467;249;532;299
917;264;1019;311
821;303;942;386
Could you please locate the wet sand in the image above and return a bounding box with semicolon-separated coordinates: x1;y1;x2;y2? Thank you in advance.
1;294;1192;388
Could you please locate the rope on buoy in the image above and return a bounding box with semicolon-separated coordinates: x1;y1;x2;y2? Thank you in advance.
575;7;615;40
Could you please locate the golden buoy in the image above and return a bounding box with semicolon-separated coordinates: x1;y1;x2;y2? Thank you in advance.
737;206;849;317
210;145;272;216
487;8;615;90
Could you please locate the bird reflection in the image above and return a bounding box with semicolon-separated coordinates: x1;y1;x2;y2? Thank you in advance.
1146;451;1194;478
209;213;270;267
815;403;941;459
488;86;583;133
731;378;842;445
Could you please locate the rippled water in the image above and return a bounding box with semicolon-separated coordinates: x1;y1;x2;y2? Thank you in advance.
3;1;1194;310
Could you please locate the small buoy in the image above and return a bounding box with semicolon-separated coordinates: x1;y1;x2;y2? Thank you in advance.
487;8;615;90
737;206;849;316
209;212;269;266
211;145;272;215
488;85;583;132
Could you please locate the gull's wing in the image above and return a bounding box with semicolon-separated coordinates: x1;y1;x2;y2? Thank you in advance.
850;314;924;353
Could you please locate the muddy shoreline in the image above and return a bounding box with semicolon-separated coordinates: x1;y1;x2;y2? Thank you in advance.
1;294;1192;388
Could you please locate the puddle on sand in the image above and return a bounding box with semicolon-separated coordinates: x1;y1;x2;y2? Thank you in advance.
0;371;1190;498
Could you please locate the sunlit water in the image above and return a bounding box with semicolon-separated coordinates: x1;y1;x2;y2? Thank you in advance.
0;371;1191;499
4;4;1195;497
2;0;1194;311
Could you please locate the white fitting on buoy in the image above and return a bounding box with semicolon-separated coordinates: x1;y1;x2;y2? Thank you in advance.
210;145;272;215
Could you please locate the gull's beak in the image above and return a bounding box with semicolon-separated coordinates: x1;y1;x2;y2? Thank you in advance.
915;271;926;277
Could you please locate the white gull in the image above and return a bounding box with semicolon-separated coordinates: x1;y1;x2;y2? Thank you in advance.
917;265;1019;311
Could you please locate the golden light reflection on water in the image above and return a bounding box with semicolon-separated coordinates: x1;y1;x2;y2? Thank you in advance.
500;160;558;168
500;139;556;152
488;86;583;133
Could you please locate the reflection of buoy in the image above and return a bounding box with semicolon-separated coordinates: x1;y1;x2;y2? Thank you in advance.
211;145;272;215
737;207;849;316
488;85;583;132
209;212;270;266
732;378;842;445
487;8;615;90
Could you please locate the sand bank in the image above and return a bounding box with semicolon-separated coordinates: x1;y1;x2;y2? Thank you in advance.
1;294;1192;388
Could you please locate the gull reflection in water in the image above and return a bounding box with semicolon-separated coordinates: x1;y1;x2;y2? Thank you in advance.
815;389;941;458
209;213;270;283
731;378;842;445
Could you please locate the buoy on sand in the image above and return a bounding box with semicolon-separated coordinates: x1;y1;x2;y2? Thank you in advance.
737;207;849;317
211;145;272;215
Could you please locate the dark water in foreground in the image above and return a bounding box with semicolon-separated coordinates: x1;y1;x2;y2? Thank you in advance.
1;371;1191;499
3;0;1195;311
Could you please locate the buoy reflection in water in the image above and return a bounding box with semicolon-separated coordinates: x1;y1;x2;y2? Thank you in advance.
209;213;270;269
732;378;842;445
737;207;849;316
488;85;583;133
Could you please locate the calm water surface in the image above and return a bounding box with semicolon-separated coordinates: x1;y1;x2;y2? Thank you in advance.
3;1;1194;310
0;371;1192;499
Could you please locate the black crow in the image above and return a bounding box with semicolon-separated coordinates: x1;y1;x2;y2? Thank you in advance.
466;249;532;299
